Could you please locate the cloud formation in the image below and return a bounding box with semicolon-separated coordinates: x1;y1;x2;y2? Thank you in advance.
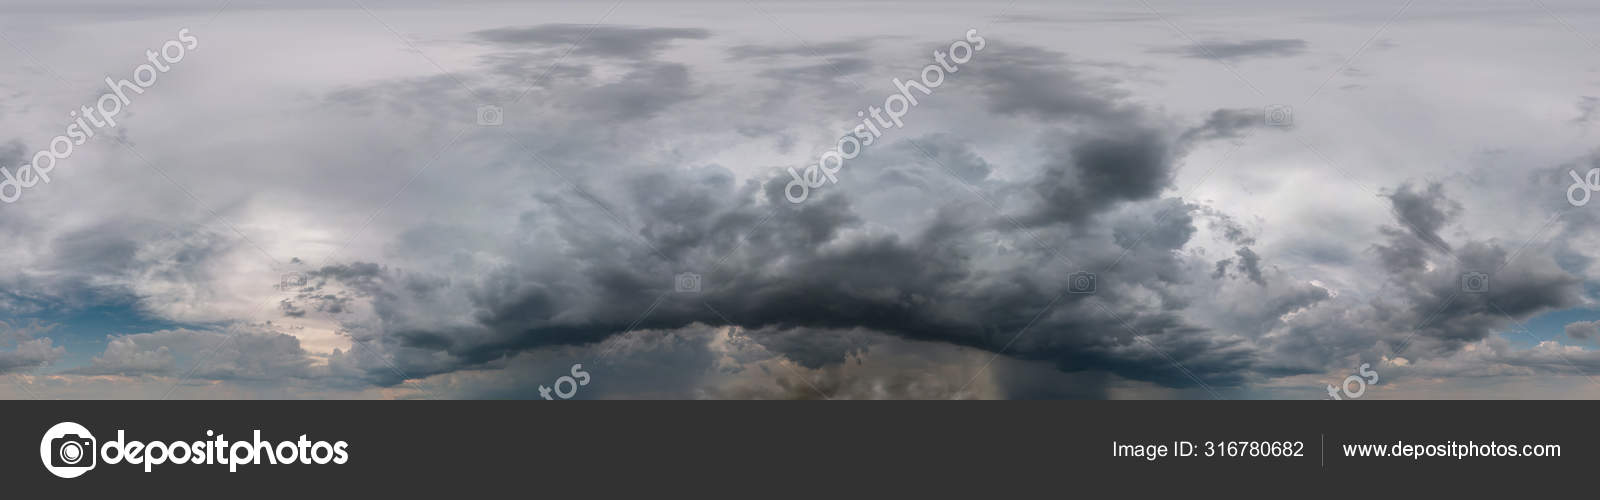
1;2;1596;400
1153;39;1309;61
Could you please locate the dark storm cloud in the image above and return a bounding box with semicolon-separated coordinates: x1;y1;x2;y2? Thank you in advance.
1372;224;1433;274
991;360;1115;399
1366;185;1582;353
1389;245;1579;351
729;327;871;370
61;18;1565;401
473;24;710;59
951;45;1220;230
1153;39;1308;61
1231;174;1586;379
1018;128;1174;227
0;218;235;317
295;98;1264;393
29;12;1527;401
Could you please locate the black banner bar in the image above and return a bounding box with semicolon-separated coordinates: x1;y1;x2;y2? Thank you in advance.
4;402;1589;495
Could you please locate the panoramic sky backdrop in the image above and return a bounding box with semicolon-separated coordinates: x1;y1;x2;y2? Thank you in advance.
3;0;1600;399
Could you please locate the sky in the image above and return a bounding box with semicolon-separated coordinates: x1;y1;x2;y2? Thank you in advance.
3;0;1600;399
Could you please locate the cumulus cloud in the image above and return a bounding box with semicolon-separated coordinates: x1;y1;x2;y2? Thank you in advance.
0;321;64;375
73;327;315;381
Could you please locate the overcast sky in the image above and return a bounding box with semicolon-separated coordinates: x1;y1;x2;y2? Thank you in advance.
4;0;1600;399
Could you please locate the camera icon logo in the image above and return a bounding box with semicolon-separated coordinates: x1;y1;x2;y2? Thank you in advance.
675;272;702;293
40;422;96;478
1067;271;1097;294
477;105;504;126
1264;104;1293;127
1461;271;1490;293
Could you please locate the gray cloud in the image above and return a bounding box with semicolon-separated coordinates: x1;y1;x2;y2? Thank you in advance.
73;327;315;381
474;24;710;59
1153;39;1308;61
1199;206;1256;246
1575;96;1599;126
1018;128;1174;227
5;5;1598;400
969;46;1137;123
568;62;699;121
1567;320;1600;341
1372;183;1461;273
0;321;64;375
1180;108;1274;144
756;57;872;85
1365;184;1582;355
727;39;871;60
1235;246;1265;286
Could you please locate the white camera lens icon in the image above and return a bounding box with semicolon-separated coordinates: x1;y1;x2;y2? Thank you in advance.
60;441;84;463
40;422;97;478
